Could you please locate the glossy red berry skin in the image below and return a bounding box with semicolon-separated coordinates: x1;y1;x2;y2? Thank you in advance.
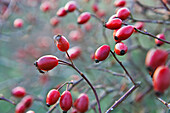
145;49;168;73
105;18;122;30
46;89;60;106
92;3;99;12
95;45;110;63
134;22;144;32
54;35;70;52
22;95;33;108
116;7;130;20
153;66;170;94
155;34;165;46
12;86;26;98
14;18;24;28
15;102;26;113
57;7;67;17
60;91;72;111
74;93;89;113
115;25;134;41
114;0;126;7
114;42;128;55
77;12;91;24
35;55;59;72
50;17;60;26
64;1;77;12
66;46;81;60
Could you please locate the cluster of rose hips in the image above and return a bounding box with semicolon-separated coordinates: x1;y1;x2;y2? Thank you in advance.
145;48;170;96
11;86;34;113
46;88;89;113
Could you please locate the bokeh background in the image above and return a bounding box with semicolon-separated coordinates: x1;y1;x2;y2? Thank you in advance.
0;0;169;113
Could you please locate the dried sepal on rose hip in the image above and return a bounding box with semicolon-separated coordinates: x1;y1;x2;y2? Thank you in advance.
57;7;67;17
65;46;82;60
116;7;130;20
60;91;72;112
46;89;60;107
64;1;77;12
77;12;91;24
155;34;166;46
114;42;128;55
153;66;170;96
104;18;122;30
114;0;126;7
95;45;110;63
34;55;59;73
114;25;134;41
12;86;26;98
113;29;122;43
145;49;168;74
74;93;89;113
53;35;70;52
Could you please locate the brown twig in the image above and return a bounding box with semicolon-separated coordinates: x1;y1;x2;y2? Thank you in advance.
110;50;136;85
0;95;16;105
160;0;170;11
157;97;170;109
86;66;126;77
106;83;140;113
134;28;170;44
129;17;170;24
58;60;102;113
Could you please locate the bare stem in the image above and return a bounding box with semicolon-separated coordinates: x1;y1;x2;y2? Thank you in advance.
110;50;136;85
106;83;140;113
0;96;16;105
66;51;74;65
160;0;170;11
157;97;170;109
134;28;170;44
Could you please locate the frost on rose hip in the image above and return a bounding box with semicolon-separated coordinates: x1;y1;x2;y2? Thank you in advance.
155;34;166;46
14;18;24;28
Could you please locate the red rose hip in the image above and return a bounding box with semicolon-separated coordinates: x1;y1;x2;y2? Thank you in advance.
74;93;89;113
21;95;33;109
60;91;72;111
105;18;122;30
15;102;26;113
77;12;91;24
95;45;110;63
57;7;67;17
114;42;128;55
116;7;130;20
12;86;26;98
53;35;70;52
115;25;134;41
64;1;77;12
46;89;60;106
153;66;170;95
66;46;81;60
145;49;168;73
14;18;24;28
114;0;126;7
155;34;166;46
35;55;59;72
